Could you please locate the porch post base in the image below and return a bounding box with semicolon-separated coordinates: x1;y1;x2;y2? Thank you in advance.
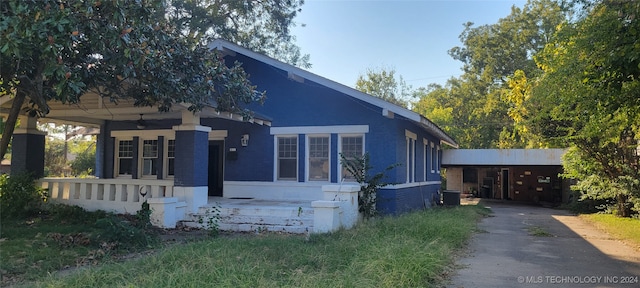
311;200;341;233
322;185;361;229
147;197;178;228
173;186;208;213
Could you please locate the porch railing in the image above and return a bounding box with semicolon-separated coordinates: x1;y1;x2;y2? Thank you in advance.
38;178;174;215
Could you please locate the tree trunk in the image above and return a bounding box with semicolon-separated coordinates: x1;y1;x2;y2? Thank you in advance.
616;194;630;217
0;92;26;160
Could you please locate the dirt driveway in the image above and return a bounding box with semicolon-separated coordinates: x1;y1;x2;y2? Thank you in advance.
447;200;640;288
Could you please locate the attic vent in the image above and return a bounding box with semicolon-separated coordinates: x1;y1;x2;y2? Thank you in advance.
287;72;304;83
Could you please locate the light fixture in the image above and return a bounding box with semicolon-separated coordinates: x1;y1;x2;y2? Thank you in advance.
136;114;146;129
241;134;249;147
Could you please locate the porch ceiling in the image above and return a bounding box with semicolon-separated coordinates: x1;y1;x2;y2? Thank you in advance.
0;93;271;127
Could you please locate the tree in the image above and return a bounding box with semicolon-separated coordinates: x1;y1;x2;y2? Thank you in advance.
167;0;310;68
414;0;568;148
355;67;412;108
528;0;640;216
0;0;277;160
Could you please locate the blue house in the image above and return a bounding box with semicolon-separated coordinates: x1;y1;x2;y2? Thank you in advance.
204;40;458;213
10;39;457;222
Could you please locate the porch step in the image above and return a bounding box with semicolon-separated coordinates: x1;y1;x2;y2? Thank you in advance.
181;200;314;234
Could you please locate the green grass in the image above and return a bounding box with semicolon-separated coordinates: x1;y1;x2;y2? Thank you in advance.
527;226;554;237
28;205;490;288
0;205;156;286
579;213;640;250
0;217;104;285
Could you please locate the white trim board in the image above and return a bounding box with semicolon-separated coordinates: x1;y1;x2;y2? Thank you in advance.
270;125;369;135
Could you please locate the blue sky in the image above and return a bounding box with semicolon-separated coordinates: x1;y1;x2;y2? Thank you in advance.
291;0;528;88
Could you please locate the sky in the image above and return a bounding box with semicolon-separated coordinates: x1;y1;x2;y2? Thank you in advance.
291;0;528;89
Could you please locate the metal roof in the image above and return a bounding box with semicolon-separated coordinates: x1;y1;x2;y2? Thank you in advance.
442;149;567;166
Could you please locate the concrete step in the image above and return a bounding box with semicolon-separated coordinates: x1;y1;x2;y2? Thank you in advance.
181;202;314;234
198;205;314;218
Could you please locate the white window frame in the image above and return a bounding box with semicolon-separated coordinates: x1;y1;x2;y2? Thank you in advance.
423;138;429;181
338;134;365;182
138;138;159;179
112;130;175;179
430;142;436;173
165;138;176;179
405;130;417;183
436;144;441;173
275;135;298;181
115;138;134;178
306;134;330;182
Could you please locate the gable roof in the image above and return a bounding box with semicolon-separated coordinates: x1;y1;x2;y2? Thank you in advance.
208;39;458;148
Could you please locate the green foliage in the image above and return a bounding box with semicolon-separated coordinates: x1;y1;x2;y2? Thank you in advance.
340;153;399;219
70;152;95;177
0;173;47;220
197;204;221;237
355;67;412;108
528;1;640;217
564;191;613;214
413;0;569;149
0;204;153;285
93;201;157;249
1;0;283;159
33;205;489;288
94;216;157;250
45;203;107;224
168;0;310;68
135;201;152;229
44;138;67;176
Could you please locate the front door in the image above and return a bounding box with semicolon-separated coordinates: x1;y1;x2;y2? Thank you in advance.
208;141;224;196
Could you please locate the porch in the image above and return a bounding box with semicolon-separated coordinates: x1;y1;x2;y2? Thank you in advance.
39;177;361;234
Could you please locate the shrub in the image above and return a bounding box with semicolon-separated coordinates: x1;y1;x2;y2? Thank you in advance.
94;202;158;250
94;215;157;249
340;153;399;219
43;203;108;224
0;173;47;220
70;150;96;176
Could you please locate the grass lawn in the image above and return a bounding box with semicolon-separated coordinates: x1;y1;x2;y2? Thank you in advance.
23;205;489;288
579;213;640;251
0;218;104;284
0;205;156;287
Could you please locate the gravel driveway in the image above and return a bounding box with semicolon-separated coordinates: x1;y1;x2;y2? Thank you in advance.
447;200;640;288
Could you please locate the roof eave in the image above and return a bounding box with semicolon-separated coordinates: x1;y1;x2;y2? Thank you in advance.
208;39;458;147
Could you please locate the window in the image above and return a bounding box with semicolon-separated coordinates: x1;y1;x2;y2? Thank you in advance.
430;142;436;173
308;136;329;181
141;140;158;176
406;137;415;183
117;140;133;176
277;136;298;180
436;145;441;173
340;135;364;181
166;139;175;177
423;139;429;180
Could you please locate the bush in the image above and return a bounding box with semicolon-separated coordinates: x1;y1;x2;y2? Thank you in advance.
43;203;108;224
93;202;157;249
564;190;615;214
94;215;158;249
0;173;47;220
70;150;96;176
